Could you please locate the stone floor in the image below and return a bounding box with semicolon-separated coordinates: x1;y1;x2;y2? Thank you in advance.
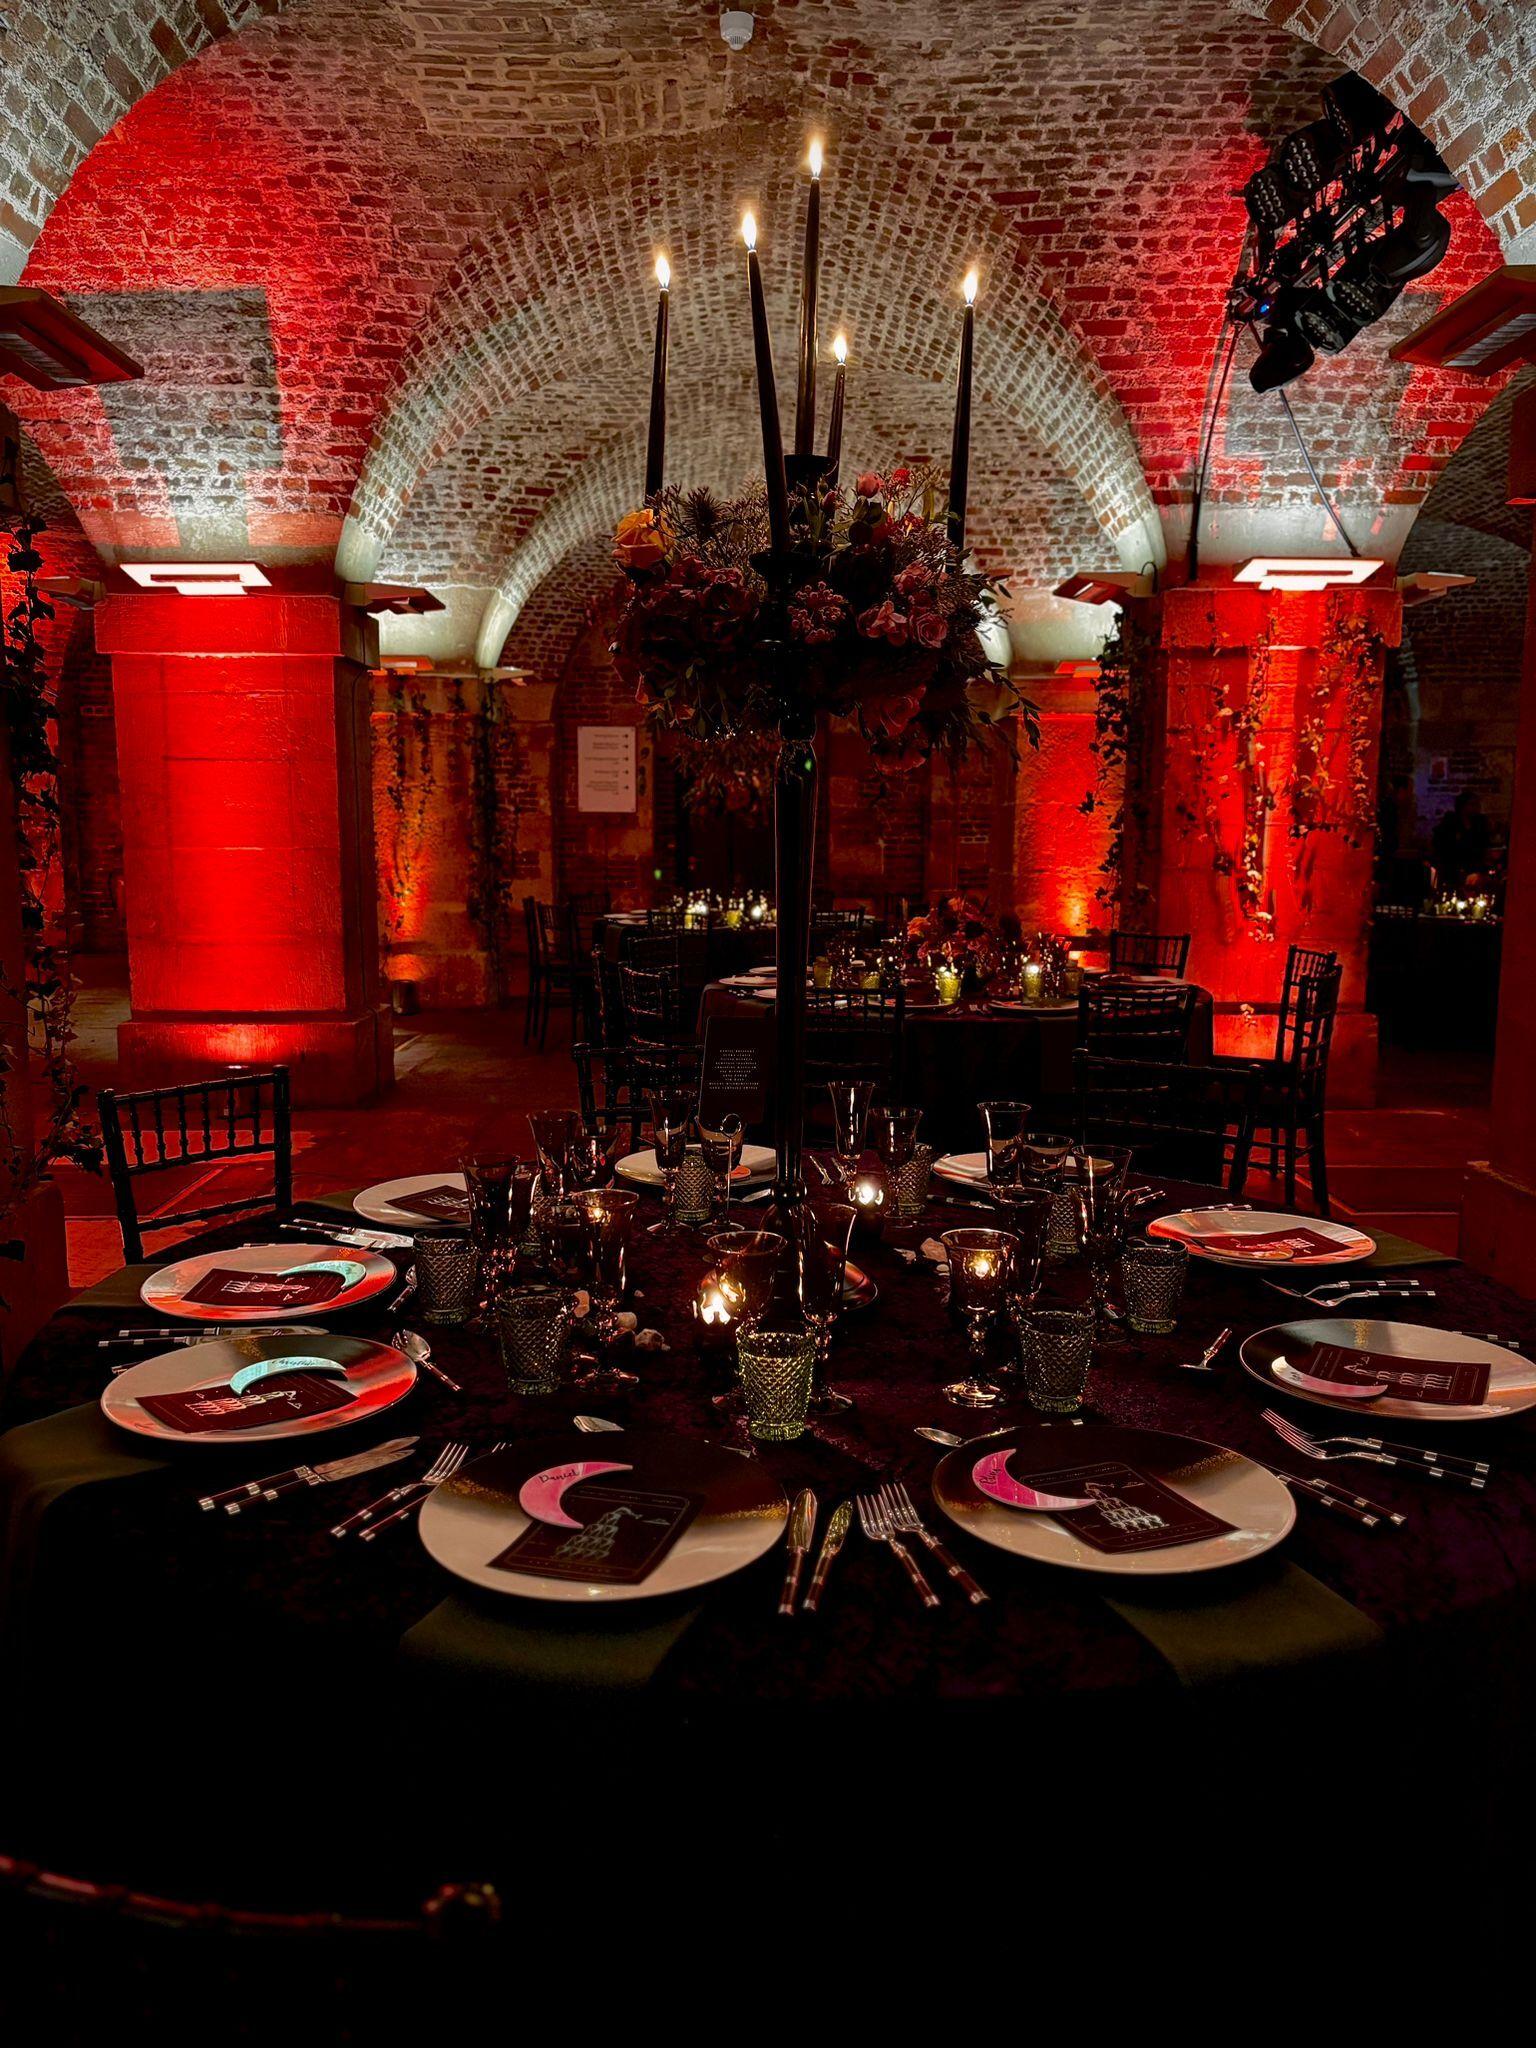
47;966;1491;1285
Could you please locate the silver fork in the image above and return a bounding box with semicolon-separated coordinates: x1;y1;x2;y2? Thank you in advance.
332;1440;467;1538
356;1440;474;1539
856;1491;940;1608
1261;1408;1488;1487
880;1482;988;1604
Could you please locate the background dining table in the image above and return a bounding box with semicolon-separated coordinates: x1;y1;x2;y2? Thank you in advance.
698;981;1217;1147
1;1175;1531;1937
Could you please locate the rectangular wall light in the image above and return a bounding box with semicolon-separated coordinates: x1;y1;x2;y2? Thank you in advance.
1235;557;1385;592
122;562;271;596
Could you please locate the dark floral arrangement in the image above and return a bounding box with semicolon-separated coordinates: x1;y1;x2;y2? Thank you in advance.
611;464;1036;770
904;892;1005;981
672;729;779;824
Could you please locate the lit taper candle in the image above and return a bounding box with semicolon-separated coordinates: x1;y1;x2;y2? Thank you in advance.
742;211;791;557
947;267;978;557
645;253;670;499
825;331;847;484
794;138;823;458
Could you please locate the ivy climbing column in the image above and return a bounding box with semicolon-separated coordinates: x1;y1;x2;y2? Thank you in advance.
1135;576;1402;1108
95;578;393;1106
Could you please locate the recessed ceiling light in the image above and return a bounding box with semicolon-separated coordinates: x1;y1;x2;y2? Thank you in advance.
1235;557;1385;592
122;562;271;596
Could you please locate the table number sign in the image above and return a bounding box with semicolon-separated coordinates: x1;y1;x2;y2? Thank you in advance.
576;726;638;813
698;1015;773;1127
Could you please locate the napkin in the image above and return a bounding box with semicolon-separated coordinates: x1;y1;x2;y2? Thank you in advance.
183;1266;348;1309
1301;1341;1491;1408
136;1372;355;1433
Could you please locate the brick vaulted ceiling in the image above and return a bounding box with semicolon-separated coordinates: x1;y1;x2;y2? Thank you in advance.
4;1;1534;669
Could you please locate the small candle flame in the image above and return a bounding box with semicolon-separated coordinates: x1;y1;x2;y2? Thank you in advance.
741;211;758;252
832;331;848;365
972;1254;995;1279
655;253;670;291
963;267;979;306
808;138;824;180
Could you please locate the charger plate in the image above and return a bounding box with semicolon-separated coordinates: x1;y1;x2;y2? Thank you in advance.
1149;1207;1374;1268
419;1430;787;1603
933;1421;1293;1577
102;1333;414;1447
1239;1317;1536;1423
616;1143;774;1189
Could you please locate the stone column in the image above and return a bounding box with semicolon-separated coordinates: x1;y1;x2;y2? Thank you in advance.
94;582;393;1106
1463;390;1536;1292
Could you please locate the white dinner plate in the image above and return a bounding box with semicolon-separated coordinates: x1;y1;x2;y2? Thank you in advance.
616;1143;775;1188
354;1172;469;1228
1238;1317;1536;1423
419;1430;788;1603
934;1151;988;1183
933;1422;1294;1577
102;1333;415;1447
141;1241;399;1321
1149;1207;1375;1268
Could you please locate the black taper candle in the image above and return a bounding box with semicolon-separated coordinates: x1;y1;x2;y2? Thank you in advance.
794;142;822;459
645;255;669;499
947;270;977;557
743;214;792;557
825;334;846;486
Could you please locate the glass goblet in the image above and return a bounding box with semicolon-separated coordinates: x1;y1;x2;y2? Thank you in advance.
1067;1145;1135;1330
991;1187;1050;1377
529;1109;578;1206
647;1087;695;1236
979;1100;1032;1186
697;1113;745;1228
941;1226;1019;1409
826;1079;874;1197
871;1105;923;1172
461;1152;519;1302
796;1200;857;1412
573;1189;640;1388
706;1229;784;1332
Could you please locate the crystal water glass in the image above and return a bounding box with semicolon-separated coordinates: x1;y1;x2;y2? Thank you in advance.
886;1142;935;1222
941;1226;1018;1409
735;1325;816;1442
529;1110;578;1201
1019;1306;1095;1415
647;1087;694;1235
796;1201;856;1412
871;1104;923;1171
672;1148;716;1228
697;1113;744;1227
495;1287;574;1395
462;1153;518;1298
826;1079;874;1196
994;1187;1051;1364
1120;1239;1189;1335
412;1228;479;1326
979;1100;1032;1185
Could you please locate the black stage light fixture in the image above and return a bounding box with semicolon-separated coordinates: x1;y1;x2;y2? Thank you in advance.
1249;318;1315;392
1323;73;1395;145
1371;185;1454;283
1279;118;1346;196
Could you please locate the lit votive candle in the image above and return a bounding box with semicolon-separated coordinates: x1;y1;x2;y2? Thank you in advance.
694;1273;735;1348
934;963;961;1007
1021;960;1044;1004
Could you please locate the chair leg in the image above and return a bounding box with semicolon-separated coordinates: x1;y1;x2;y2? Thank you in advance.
523;968;536;1044
537;976;551;1052
1283;1123;1298;1209
1307;1115;1330;1217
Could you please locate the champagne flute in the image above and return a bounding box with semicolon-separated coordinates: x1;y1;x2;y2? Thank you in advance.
979;1100;1032;1186
826;1080;874;1196
698;1112;744;1228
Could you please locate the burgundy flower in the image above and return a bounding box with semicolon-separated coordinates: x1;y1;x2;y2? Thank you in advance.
857;600;909;647
855;471;883;499
911;608;947;649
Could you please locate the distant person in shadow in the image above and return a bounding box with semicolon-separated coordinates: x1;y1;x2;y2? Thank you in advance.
1431;790;1490;893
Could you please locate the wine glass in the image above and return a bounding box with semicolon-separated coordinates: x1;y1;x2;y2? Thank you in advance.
567;1114;624;1192
992;1187;1050;1377
646;1087;695;1236
528;1110;578;1203
461;1153;518;1304
979;1100;1032;1185
1068;1146;1135;1330
941;1226;1019;1409
796;1200;857;1412
697;1112;744;1228
572;1189;640;1387
871;1104;922;1171
826;1080;874;1196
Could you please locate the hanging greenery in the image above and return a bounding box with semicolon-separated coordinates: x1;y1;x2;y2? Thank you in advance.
0;455;100;1236
1286;594;1381;846
1079;607;1155;911
378;674;436;944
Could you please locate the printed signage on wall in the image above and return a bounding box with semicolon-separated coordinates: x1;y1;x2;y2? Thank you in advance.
577;726;637;813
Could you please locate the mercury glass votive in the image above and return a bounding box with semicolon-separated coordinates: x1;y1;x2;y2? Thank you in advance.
412;1228;479;1326
933;963;962;1007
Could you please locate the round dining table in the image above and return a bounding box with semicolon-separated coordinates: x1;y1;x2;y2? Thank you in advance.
1;1176;1531;1941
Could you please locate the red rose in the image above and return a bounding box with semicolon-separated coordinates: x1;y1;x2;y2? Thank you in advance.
912;609;946;649
868;689;924;741
855;472;883;499
890;466;912;486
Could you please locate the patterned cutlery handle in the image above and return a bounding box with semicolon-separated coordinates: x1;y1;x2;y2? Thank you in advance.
1369;1437;1490;1478
1282;1470;1404;1527
357;1492;427;1541
883;1533;941;1608
331;1479;421;1538
200;1469;299;1510
803;1546;839;1614
1360;1450;1487;1489
223;1469;322;1514
909;1525;988;1605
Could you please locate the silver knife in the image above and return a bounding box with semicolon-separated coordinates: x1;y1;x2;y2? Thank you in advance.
779;1488;817;1616
203;1437;419;1514
803;1499;852;1613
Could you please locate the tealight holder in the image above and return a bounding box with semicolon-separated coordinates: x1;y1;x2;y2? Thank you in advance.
933;963;962;1007
672;1148;716;1228
940;1226;1017;1409
694;1270;737;1353
849;1169;887;1250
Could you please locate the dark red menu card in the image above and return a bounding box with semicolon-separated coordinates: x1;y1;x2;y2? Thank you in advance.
137;1373;355;1433
1007;1459;1236;1555
1303;1342;1492;1407
184;1267;347;1309
491;1479;701;1585
1192;1226;1345;1258
387;1185;472;1223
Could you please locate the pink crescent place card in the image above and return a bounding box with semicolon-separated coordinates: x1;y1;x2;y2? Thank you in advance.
974;1451;1236;1555
1297;1341;1491;1408
492;1478;701;1585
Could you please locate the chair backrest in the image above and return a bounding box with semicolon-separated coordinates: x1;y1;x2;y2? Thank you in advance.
619;962;683;1040
646;905;681;932
1073;1051;1260;1190
1276;943;1337;1061
1288;962;1342;1107
1107;929;1191;976
626;1035;704;1115
619;929;681;973
802;987;905;1099
1078;981;1195;1061
811;908;867;946
97;1067;293;1264
571;1040;642;1148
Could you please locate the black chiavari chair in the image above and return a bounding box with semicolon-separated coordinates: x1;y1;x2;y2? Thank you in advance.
811;907;868;948
1072;1051;1260;1192
97;1067;293;1264
1107;929;1191;977
619;962;686;1044
1078;981;1195;1062
801;987;905;1137
1224;962;1342;1213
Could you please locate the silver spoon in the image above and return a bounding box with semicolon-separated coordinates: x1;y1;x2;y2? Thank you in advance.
913;1419;1088;1448
573;1413;624;1433
394;1326;464;1394
1175;1325;1232;1372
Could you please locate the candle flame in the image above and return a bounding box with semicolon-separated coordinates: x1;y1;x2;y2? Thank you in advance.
963;268;979;306
741;211;758;252
832;331;848;365
808;138;824;179
972;1254;995;1278
655;253;670;290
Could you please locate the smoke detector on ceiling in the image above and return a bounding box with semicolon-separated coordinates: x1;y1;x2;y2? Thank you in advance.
720;10;755;53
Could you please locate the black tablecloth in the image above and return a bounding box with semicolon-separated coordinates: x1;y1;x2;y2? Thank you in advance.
699;984;1216;1148
3;1180;1533;1921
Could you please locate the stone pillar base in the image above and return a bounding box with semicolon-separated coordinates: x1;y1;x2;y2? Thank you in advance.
0;1178;68;1374
1461;1160;1536;1299
118;1004;393;1108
